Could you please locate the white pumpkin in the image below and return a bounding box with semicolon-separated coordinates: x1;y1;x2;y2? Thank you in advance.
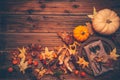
92;9;120;35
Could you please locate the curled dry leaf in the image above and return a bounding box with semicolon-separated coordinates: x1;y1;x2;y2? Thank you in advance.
86;22;94;35
64;56;73;72
57;32;74;45
57;46;75;72
58;48;68;65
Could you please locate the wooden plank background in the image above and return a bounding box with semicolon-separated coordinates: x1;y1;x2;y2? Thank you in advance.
0;0;120;80
0;0;120;51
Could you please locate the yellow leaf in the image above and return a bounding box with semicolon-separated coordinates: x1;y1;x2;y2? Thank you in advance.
35;68;47;78
110;48;120;60
77;57;89;69
88;7;97;19
18;47;26;59
81;61;89;69
18;47;28;74
42;47;55;60
18;58;28;74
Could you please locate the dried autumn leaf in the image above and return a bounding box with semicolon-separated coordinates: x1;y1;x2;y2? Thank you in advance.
18;47;28;74
58;49;67;65
41;47;55;61
88;7;97;19
18;47;26;59
86;22;94;35
57;32;74;45
69;41;80;55
77;57;89;69
64;56;73;72
35;68;47;78
18;58;28;74
109;48;120;60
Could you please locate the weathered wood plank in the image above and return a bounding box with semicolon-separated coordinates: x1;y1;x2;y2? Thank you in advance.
0;15;90;32
0;33;64;51
0;0;120;15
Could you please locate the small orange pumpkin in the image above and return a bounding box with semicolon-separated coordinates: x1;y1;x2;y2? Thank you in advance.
73;25;89;42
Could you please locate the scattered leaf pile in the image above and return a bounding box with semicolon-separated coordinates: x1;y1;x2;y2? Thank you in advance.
10;33;120;79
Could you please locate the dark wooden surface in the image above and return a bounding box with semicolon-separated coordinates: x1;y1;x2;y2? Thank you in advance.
0;0;120;80
0;0;120;51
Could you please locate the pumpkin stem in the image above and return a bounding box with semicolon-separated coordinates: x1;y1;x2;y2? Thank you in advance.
106;19;112;24
81;32;85;35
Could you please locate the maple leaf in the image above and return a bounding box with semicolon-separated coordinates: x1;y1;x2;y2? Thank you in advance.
18;47;26;59
35;67;47;78
42;47;54;60
77;57;84;64
109;48;120;60
18;58;28;74
81;61;89;69
18;47;28;74
40;52;46;60
77;57;89;69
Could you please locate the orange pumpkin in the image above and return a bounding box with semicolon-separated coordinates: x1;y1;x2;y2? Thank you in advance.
73;26;89;42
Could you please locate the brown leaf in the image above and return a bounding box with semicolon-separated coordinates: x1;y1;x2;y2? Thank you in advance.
86;22;94;35
57;32;74;45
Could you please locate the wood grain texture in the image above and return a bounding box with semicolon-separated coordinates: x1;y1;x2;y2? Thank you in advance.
0;33;64;51
0;0;120;15
0;15;90;33
0;0;120;51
